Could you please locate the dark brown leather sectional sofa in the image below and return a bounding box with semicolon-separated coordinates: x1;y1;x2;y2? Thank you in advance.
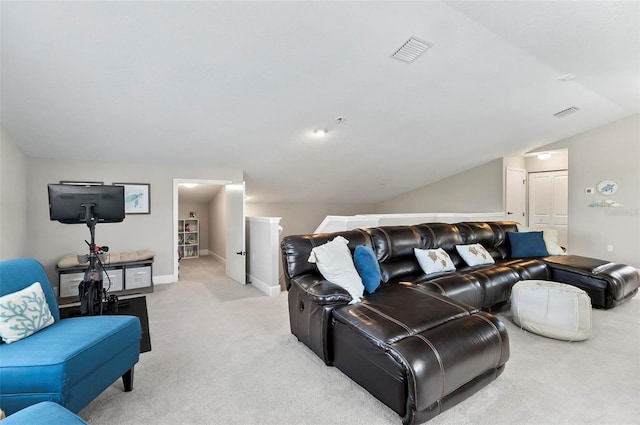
281;221;640;424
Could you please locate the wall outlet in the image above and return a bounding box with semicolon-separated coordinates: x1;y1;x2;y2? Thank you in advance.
607;245;613;252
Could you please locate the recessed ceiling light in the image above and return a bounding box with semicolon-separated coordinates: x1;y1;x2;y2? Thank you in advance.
181;183;198;188
537;153;552;160
313;128;328;137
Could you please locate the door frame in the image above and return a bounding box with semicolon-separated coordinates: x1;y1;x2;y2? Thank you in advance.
172;178;231;279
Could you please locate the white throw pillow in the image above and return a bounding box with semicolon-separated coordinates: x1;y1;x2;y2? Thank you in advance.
0;282;55;344
517;224;565;255
308;236;364;304
456;243;495;266
414;248;456;274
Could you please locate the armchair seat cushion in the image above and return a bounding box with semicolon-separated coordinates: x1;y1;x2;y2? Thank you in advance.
0;315;140;413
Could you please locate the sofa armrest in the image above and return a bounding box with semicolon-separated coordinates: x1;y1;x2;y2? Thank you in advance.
290;274;353;305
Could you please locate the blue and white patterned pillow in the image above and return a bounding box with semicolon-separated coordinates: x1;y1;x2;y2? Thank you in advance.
0;282;55;344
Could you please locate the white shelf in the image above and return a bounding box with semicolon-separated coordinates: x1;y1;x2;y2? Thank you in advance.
178;218;199;259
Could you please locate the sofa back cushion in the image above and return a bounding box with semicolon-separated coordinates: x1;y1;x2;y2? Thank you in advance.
414;223;465;267
0;258;59;322
281;229;371;288
366;226;423;283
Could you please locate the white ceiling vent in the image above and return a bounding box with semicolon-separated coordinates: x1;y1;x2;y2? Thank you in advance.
553;106;581;118
391;37;433;63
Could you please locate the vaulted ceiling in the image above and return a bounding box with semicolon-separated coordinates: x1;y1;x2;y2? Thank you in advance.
2;1;638;204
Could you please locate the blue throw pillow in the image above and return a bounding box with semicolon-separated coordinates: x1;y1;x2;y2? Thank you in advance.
508;231;549;258
353;245;381;294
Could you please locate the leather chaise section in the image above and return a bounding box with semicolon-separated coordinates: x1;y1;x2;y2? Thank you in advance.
332;285;509;425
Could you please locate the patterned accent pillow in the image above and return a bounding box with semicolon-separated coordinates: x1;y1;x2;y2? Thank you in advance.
414;248;456;274
455;243;495;267
0;282;55;344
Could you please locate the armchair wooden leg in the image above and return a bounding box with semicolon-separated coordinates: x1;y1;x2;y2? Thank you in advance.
122;367;134;392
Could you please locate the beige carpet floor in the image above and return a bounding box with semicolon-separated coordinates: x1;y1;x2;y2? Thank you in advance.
79;256;640;425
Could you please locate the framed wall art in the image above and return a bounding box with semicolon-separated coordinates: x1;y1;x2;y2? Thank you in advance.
114;183;150;214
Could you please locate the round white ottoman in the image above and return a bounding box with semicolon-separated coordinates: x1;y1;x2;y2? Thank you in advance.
510;280;592;341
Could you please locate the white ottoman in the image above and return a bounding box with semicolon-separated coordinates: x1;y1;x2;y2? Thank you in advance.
511;280;592;341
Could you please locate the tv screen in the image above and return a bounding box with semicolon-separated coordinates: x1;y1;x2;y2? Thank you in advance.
48;184;125;224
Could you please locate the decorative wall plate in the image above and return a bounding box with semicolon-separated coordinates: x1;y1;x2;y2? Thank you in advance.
596;179;617;195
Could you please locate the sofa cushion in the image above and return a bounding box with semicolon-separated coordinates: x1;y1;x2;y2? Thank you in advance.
456;244;495;266
414;248;455;274
366;227;423;284
507;231;549;258
0;282;55;344
354;245;381;294
307;236;364;304
333;283;476;344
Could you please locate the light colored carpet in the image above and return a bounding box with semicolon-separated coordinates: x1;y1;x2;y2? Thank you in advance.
79;256;640;425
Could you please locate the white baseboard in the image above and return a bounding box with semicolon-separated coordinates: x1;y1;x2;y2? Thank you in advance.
211;252;225;265
154;274;178;285
249;274;281;297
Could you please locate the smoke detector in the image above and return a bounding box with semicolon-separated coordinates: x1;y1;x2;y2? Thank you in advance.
391;37;433;63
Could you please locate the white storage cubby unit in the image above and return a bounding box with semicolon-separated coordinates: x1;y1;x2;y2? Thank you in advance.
178;218;199;259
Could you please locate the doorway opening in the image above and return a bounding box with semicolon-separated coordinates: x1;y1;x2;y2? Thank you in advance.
174;179;229;279
172;178;246;285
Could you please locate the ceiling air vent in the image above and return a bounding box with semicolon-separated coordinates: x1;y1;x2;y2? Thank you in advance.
391;37;433;63
553;106;581;118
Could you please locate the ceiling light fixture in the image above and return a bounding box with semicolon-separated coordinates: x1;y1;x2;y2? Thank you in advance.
181;183;198;188
537;153;552;160
313;128;328;137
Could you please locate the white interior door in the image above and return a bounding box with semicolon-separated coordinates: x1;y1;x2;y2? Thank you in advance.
225;183;246;285
528;170;568;248
505;167;527;224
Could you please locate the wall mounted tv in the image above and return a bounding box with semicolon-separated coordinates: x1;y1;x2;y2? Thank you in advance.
48;184;125;224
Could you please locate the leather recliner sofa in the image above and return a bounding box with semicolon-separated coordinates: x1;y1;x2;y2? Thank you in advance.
281;221;639;424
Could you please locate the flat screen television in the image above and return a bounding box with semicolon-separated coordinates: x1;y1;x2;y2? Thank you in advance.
48;184;125;224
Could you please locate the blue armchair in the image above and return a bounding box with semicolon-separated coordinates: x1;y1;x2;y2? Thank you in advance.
0;258;141;416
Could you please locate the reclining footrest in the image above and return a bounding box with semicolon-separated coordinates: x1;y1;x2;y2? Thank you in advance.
543;255;640;308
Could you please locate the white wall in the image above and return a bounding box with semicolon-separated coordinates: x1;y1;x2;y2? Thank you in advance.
246;216;281;295
541;114;639;268
26;157;242;283
375;159;504;214
209;187;227;263
245;202;374;238
0;128;28;259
